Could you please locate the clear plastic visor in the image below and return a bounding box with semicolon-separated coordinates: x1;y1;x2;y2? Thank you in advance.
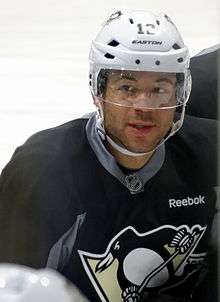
96;69;189;109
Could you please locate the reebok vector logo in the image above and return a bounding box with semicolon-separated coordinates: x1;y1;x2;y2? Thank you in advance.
169;195;205;208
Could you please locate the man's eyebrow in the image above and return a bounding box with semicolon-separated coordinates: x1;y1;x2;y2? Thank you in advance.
115;74;137;82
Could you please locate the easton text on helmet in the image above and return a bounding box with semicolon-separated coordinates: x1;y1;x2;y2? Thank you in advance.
132;40;163;45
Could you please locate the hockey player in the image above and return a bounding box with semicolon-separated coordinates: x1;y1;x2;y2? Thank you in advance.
0;10;218;302
187;44;220;120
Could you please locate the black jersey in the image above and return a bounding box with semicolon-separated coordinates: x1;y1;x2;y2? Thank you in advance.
0;114;218;302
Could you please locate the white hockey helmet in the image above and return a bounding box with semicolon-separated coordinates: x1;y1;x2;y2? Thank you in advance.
0;264;88;302
89;9;191;98
89;10;191;156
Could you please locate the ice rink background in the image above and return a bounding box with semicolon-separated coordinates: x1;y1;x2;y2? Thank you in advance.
0;0;219;171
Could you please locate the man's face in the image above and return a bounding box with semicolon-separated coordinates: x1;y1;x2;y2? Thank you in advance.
102;70;176;153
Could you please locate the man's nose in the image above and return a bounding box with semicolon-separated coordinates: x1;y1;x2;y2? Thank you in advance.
132;92;155;111
129;105;156;117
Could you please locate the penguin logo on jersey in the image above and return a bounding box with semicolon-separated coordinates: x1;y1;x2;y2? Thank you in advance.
79;225;206;302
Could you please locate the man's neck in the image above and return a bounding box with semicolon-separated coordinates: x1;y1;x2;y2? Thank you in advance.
106;142;154;170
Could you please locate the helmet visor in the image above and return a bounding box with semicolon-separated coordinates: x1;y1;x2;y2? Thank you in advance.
96;69;190;109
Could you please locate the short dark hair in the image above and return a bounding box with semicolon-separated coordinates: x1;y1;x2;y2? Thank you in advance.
97;69;110;97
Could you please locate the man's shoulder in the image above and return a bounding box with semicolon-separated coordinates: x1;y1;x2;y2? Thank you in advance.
191;44;220;66
169;115;218;185
15;117;90;161
174;114;218;153
190;45;219;78
1;117;90;181
187;45;219;119
24;118;88;151
179;114;218;139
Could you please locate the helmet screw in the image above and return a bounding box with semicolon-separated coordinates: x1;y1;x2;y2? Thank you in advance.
135;59;141;64
155;60;160;65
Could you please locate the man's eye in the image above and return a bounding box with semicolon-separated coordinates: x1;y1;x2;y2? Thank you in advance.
118;85;136;92
152;87;166;94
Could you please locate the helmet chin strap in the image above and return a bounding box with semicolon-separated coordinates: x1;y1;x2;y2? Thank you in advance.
95;105;186;157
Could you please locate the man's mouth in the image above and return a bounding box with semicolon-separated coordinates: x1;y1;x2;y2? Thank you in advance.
127;123;156;134
131;125;151;129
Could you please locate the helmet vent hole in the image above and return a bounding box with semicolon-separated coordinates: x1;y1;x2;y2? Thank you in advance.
173;43;181;50
104;53;115;59
108;40;120;47
129;18;134;24
177;58;183;63
155;60;160;65
156;20;160;25
89;74;92;79
135;59;141;64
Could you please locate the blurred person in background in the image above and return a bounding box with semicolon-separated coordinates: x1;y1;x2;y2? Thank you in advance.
0;264;88;302
187;44;219;120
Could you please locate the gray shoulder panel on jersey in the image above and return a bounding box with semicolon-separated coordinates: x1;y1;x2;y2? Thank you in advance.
86;113;165;194
81;112;94;119
46;213;86;270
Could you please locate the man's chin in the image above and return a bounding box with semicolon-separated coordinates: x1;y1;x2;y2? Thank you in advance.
107;134;159;154
126;145;157;154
